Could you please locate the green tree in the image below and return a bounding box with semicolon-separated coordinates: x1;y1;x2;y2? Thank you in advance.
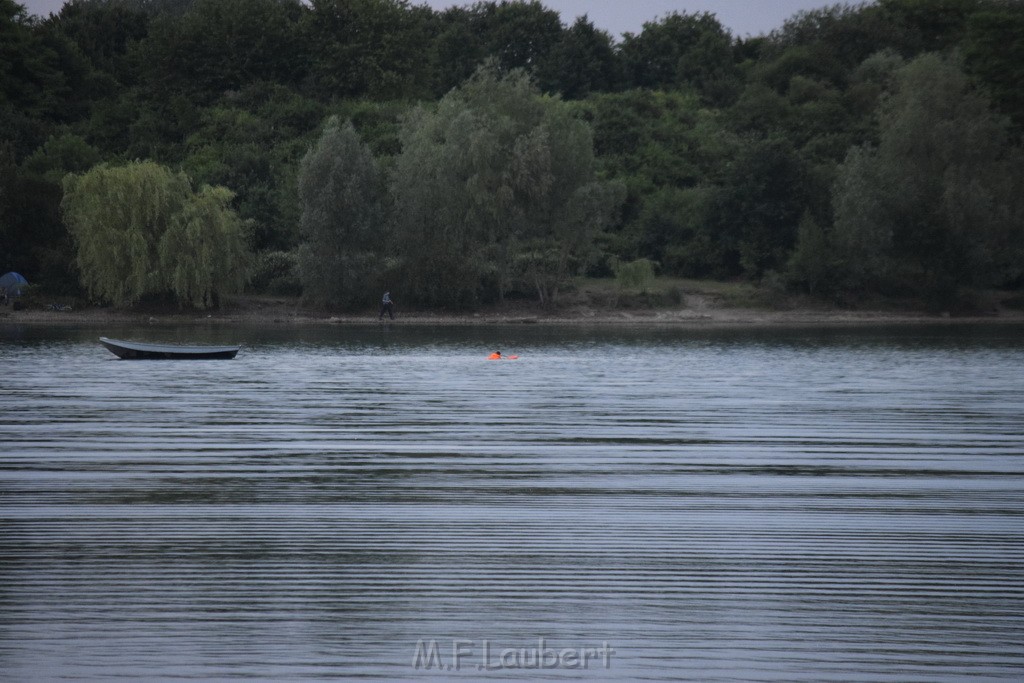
580;89;712;188
535;15;620;98
61;160;250;307
390;65;622;306
575;88;736;274
485;0;563;74
707;136;813;278
296;117;385;306
1;1;53;115
51;0;151;80
22;132;100;184
389;92;506;307
964;5;1024;127
634;186;703;268
159;185;250;308
0;142;23;274
765;4;902;85
659;201;723;279
62;161;189;305
429;1;565;98
302;0;434;101
429;5;487;96
875;0;983;54
8;133;102;292
786;211;835;296
1;0;81;157
831;53;1024;302
136;0;306;104
620;12;740;105
181;84;325;252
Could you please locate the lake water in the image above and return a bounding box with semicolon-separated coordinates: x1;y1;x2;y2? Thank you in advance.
1;323;1023;681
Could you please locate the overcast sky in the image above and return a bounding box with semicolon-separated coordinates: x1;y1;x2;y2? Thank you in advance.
20;0;856;39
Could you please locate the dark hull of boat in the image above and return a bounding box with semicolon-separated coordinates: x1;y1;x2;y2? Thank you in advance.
100;337;240;360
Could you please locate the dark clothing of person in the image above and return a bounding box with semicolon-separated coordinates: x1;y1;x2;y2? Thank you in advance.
379;292;394;320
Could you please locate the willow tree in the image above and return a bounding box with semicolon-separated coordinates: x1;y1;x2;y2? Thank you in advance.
296;116;386;307
159;185;250;308
61;161;249;308
62;161;189;306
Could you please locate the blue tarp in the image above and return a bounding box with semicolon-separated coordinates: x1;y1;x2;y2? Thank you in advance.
0;271;28;298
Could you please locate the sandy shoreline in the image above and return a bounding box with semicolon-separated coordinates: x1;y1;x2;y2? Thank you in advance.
3;298;1022;328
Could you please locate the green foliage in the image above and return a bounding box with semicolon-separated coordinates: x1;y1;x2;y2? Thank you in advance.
767;4;901;83
1;0;89;157
9;0;1024;307
0;142;23;274
652;188;723;278
158;185;250;308
2;146;71;292
830;53;1024;302
303;0;434;101
535;16;620;99
846;49;905;123
579;90;715;188
1;1;49;108
431;1;565;97
490;1;563;71
330;99;406;157
21;132;101;184
964;6;1024;127
875;0;983;53
61;160;250;307
389;68;530;306
633;186;702;267
708;137;814;278
181;84;324;252
52;0;150;79
134;0;306;104
613;258;655;293
390;65;623;306
250;249;301;295
620;11;740;105
62;161;189;305
786;212;836;296
4;133;102;293
297;116;385;307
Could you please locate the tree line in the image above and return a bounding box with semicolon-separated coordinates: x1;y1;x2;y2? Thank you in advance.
1;0;1023;310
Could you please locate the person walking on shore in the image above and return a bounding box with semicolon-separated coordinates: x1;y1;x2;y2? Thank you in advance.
379;291;395;320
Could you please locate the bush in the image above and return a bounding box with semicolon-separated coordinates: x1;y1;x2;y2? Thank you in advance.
613;258;656;293
250;250;301;295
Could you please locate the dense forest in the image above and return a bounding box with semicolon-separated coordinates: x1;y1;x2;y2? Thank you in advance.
2;0;1024;310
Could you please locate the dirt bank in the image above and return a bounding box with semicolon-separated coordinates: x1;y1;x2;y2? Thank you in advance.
4;290;1022;327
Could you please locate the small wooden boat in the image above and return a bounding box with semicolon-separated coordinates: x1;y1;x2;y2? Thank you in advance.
99;336;240;360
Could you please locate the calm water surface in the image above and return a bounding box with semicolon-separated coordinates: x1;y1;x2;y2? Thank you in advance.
1;324;1023;681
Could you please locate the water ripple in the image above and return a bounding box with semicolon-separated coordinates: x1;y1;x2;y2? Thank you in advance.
1;325;1023;681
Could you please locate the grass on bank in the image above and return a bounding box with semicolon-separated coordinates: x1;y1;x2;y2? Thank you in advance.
571;276;793;310
5;276;1022;318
